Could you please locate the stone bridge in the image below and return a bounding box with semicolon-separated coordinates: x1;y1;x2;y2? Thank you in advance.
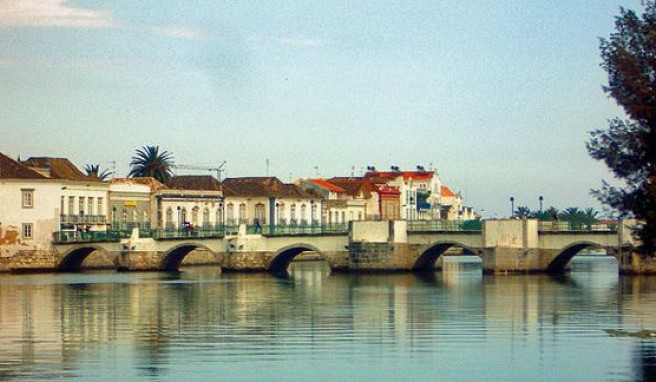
17;218;655;274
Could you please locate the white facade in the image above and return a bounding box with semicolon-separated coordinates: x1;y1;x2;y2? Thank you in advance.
156;190;223;230
109;181;153;229
0;179;62;258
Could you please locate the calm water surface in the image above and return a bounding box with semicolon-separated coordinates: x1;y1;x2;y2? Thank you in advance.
1;257;656;381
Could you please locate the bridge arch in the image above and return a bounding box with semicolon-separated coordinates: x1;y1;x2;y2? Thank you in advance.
268;243;328;273
57;244;115;272
546;241;613;274
161;242;217;272
413;241;480;271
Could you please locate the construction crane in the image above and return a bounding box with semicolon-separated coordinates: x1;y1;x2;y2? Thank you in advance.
171;161;227;181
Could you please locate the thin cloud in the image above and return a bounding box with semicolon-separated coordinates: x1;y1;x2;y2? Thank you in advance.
0;0;115;29
149;25;205;39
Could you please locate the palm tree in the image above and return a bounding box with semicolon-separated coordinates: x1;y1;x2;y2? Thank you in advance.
128;145;174;184
84;164;112;180
516;206;532;218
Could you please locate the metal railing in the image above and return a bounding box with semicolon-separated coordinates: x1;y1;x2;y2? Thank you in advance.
52;230;131;244
249;223;349;236
537;221;618;232
407;220;482;232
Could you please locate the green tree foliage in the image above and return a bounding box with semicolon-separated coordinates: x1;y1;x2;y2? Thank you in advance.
84;164;112;180
587;2;656;254
128;145;174;184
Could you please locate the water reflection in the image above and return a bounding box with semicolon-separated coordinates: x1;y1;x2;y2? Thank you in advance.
0;257;654;380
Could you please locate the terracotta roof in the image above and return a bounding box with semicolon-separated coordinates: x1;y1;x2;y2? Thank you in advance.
22;157;93;181
327;178;374;198
441;186;455;197
0;152;46;179
168;175;222;191
365;170;434;181
223;177;317;199
310;179;346;193
111;177;169;192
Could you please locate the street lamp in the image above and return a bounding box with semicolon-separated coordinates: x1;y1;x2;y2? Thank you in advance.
177;206;181;230
539;195;544;212
510;196;515;218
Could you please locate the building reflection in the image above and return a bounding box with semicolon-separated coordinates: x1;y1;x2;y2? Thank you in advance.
0;259;654;379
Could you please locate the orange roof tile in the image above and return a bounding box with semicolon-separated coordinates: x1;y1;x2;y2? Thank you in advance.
311;179;346;193
441;186;455;197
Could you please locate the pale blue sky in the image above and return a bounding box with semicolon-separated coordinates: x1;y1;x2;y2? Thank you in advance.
0;0;640;217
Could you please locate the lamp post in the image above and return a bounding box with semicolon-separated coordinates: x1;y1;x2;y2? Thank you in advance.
510;196;515;218
177;206;181;231
539;195;544;213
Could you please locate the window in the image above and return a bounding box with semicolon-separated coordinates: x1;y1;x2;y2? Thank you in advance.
87;197;94;216
239;203;246;223
68;197;74;215
301;204;307;222
192;206;199;226
203;208;210;226
60;196;64;214
290;204;296;222
22;223;33;239
227;203;234;224
97;198;104;216
21;189;34;209
79;197;85;216
166;208;173;228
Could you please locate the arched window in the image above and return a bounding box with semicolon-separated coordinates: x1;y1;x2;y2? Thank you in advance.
166;208;173;229
290;204;297;224
203;208;210;227
239;203;246;223
301;204;307;223
191;206;199;226
278;203;286;224
226;203;234;224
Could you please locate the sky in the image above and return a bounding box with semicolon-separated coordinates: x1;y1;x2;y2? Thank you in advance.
0;0;643;218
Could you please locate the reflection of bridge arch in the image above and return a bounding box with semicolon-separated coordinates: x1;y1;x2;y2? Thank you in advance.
57;245;114;272
546;241;611;274
268;243;327;273
162;242;216;272
413;241;480;271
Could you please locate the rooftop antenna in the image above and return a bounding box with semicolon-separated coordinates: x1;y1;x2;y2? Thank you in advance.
266;158;270;176
350;166;355;177
314;165;319;177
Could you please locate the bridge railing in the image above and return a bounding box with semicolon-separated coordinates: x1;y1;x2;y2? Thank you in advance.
407;220;482;232
52;230;132;244
251;223;349;236
153;226;233;239
537;221;618;232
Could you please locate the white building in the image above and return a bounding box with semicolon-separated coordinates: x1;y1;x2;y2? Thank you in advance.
0;153;109;262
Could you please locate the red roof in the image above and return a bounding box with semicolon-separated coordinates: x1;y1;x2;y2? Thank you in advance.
311;179;346;193
441;186;455;197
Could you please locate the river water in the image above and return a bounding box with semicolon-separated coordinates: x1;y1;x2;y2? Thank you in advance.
0;257;655;381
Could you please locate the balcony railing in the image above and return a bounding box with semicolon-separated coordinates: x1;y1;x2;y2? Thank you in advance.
407;220;482;232
537;221;618;232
